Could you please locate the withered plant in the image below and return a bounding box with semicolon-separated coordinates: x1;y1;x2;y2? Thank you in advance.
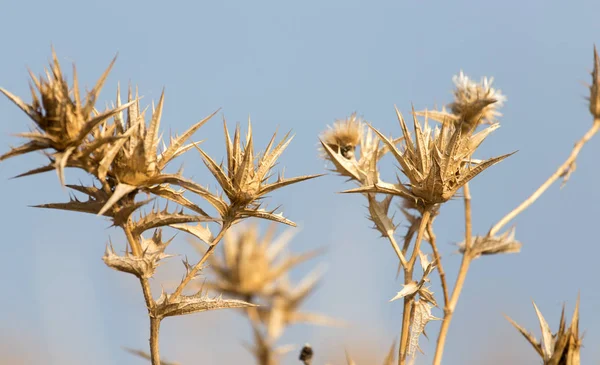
318;48;599;364
0;50;320;365
195;223;336;365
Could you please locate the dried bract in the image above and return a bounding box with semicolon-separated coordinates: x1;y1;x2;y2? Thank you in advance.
192;119;320;225
96;85;217;215
505;297;582;365
408;300;440;357
0;50;132;184
320;113;363;159
458;227;522;258
588;46;600;119
347;108;513;207
449;70;506;127
154;290;255;319
103;229;173;278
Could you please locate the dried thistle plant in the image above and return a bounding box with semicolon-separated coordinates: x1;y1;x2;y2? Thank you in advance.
505;297;582;365
320;71;512;364
0;49;319;365
197;224;335;365
319;46;600;365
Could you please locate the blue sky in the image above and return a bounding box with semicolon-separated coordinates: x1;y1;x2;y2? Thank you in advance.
1;1;600;364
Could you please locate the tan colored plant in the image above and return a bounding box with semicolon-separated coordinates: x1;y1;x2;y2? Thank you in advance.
197;223;335;365
505;297;582;365
319;47;600;365
0;50;320;365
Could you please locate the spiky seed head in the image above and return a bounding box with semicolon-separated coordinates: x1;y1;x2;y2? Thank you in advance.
320;113;363;160
0;50;132;184
449;70;506;128
589;46;600;119
194;119;319;224
349;108;513;208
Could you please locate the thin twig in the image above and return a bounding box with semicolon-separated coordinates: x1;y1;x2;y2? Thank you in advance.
389;234;408;268
426;222;449;307
432;184;473;365
489;120;600;236
399;209;431;365
169;220;232;301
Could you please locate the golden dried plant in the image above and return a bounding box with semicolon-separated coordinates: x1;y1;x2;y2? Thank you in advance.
0;49;320;365
505;297;582;365
199;224;335;365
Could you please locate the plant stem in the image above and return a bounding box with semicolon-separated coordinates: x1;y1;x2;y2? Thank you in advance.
388;234;408;268
169;220;232;301
432;184;473;365
150;317;161;365
489;120;600;236
426;222;449;307
398;209;431;365
122;221;161;365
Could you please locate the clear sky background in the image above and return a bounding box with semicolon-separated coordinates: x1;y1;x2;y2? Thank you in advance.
1;1;600;364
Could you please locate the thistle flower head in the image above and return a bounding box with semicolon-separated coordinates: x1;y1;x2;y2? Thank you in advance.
320;113;363;160
449;70;506;127
0;50;131;184
346;108;514;208
193;119;320;225
319;116;402;186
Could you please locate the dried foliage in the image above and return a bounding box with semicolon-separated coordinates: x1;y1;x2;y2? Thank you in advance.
318;47;599;365
505;297;582;365
198;224;335;365
0;49;319;365
1;45;599;365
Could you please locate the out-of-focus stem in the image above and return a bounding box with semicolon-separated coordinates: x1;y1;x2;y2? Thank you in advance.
432;184;473;365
